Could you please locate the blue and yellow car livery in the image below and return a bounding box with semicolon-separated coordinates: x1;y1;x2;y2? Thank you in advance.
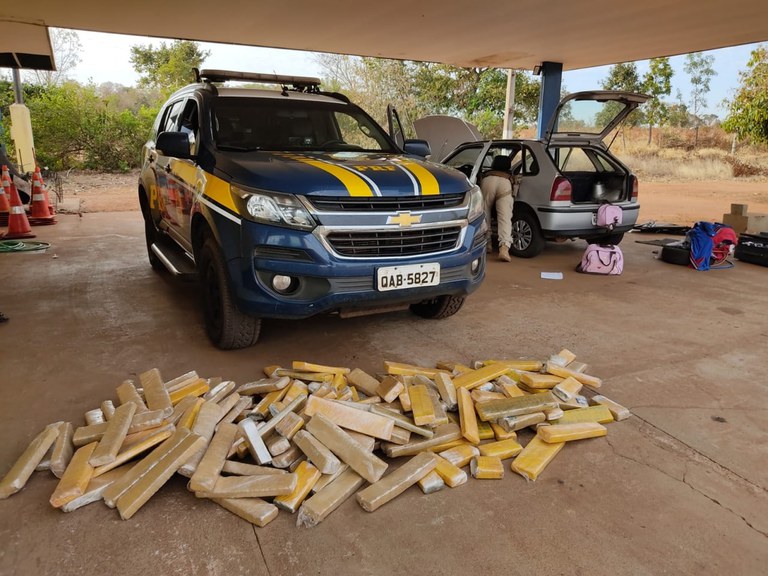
139;72;486;346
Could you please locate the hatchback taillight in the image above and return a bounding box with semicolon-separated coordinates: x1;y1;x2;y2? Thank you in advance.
550;177;572;202
631;175;639;201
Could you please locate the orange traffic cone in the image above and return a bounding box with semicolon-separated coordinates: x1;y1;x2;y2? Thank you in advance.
0;169;10;228
29;167;56;225
2;171;35;240
34;167;56;216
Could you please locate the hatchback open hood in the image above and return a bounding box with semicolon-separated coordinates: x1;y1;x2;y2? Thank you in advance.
544;90;650;147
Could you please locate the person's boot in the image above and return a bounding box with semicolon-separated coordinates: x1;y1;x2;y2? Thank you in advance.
499;244;512;262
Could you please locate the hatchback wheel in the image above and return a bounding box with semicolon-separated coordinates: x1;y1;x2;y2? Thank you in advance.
510;209;545;258
199;239;261;349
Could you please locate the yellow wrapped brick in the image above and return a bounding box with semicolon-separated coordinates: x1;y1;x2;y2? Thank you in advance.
438;444;479;468
169;379;210;405
50;442;97;508
409;384;436;426
475;392;559;422
555;405;613;425
490;422;516;440
275;369;334;382
477;420;495;440
292;361;350;375
538;422;607;443
282;380;309;404
377;376;405;404
457;388;480;445
452;364;510;390
417;470;445;494
520;373;563;389
398;387;412;412
511;436;564;481
178;398;204;429
425;438;467;453
470;456;504;479
251;387;290;419
552;377;583;402
432;455;468;487
484;359;544;372
470;390;507;403
591;395;631;421
496;377;526;398
545;362;602;389
384;361;447;378
478;438;523;460
273;461;322;513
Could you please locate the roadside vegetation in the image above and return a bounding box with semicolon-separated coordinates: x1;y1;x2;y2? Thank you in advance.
0;30;767;180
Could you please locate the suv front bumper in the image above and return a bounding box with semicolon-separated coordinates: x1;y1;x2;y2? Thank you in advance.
225;218;487;320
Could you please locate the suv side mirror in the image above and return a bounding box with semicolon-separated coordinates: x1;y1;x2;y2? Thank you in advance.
156;131;194;159
403;139;431;158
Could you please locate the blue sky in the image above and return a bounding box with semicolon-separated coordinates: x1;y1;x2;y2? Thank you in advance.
70;30;761;118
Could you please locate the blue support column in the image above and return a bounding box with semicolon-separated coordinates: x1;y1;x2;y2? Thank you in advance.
536;61;563;140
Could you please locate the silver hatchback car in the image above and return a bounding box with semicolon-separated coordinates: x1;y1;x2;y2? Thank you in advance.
440;91;649;257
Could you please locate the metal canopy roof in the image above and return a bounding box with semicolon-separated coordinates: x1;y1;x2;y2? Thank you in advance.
1;0;767;71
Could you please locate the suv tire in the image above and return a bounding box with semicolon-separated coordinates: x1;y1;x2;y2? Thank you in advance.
199;238;261;349
510;208;545;258
140;196;164;272
410;295;465;319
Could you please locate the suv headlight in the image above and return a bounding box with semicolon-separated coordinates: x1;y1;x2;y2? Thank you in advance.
467;185;484;223
232;186;316;230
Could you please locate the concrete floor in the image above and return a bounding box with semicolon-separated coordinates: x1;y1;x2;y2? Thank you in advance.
1;212;766;576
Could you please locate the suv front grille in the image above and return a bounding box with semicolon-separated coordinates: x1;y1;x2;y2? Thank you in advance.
326;226;461;258
308;194;465;212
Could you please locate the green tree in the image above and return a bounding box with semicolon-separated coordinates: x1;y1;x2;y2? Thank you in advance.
641;57;673;144
684;52;716;147
599;62;642;130
315;54;540;139
130;40;210;97
723;45;768;145
26;82;155;171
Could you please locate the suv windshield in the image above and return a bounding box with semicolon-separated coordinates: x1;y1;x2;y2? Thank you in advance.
212;97;396;153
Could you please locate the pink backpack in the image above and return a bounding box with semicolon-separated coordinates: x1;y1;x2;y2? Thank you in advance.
577;244;623;275
597;204;623;230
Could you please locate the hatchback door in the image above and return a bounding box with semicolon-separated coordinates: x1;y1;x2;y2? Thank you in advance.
544;91;650;148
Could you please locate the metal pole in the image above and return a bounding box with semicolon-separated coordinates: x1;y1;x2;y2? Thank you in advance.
12;69;24;104
502;70;517;139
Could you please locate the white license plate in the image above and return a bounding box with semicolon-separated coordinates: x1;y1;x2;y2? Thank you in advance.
376;263;440;292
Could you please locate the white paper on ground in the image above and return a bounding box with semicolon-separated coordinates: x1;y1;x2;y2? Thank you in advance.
541;272;563;280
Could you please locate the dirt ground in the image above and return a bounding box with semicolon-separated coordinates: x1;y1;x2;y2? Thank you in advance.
56;170;768;225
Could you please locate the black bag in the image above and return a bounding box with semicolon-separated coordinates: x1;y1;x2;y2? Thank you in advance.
660;241;690;266
735;233;768;267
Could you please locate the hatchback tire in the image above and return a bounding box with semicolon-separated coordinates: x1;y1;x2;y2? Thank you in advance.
199;238;261;349
510;209;545;258
410;295;465;319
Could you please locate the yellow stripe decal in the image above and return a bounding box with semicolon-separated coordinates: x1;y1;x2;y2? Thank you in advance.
300;160;373;197
400;161;440;196
201;172;239;213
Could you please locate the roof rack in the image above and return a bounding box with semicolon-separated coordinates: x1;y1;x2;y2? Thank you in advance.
194;68;322;92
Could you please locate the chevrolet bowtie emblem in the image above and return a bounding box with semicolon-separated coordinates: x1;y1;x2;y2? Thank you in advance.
387;211;422;227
